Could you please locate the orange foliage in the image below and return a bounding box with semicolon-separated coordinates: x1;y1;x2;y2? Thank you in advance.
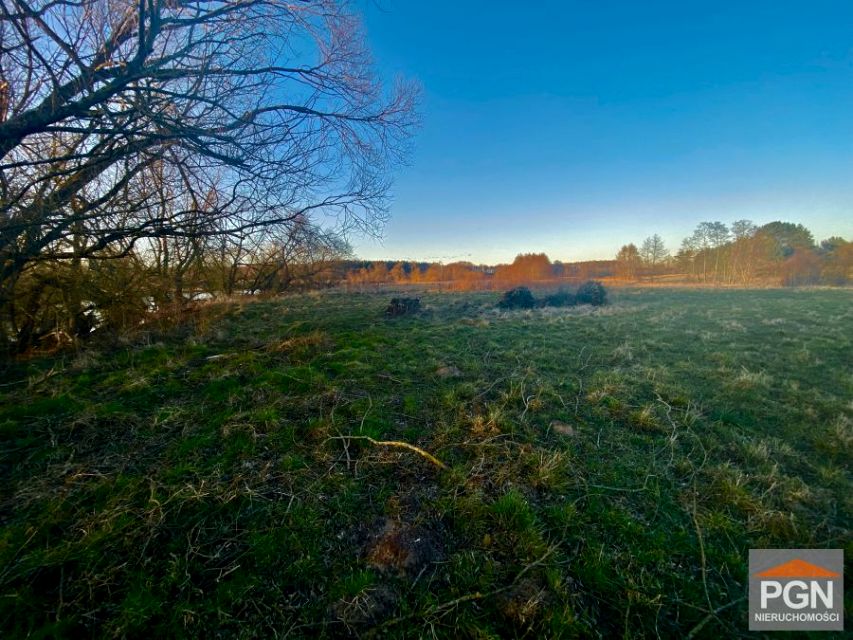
781;249;822;286
494;253;552;284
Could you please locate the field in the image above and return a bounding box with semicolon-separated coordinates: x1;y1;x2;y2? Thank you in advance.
1;288;851;638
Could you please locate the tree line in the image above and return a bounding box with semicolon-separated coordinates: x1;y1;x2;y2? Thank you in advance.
345;253;615;290
346;220;850;290
615;221;851;285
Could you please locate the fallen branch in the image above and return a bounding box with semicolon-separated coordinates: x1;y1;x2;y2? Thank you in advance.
328;435;448;470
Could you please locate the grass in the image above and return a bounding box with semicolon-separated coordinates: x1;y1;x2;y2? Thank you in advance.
0;287;851;638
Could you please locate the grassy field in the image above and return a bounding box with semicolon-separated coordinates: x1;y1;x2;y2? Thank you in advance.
1;288;850;638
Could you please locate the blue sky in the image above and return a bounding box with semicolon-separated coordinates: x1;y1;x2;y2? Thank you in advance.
353;1;853;263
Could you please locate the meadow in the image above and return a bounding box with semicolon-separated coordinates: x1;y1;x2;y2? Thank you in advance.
1;288;850;638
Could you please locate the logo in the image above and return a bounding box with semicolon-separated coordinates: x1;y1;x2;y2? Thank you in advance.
749;549;844;631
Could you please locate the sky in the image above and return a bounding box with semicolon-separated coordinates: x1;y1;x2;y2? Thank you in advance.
352;1;853;264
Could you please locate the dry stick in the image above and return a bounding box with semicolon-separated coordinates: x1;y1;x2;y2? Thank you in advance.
691;480;714;614
377;372;404;384
472;374;508;401
329;435;448;470
25;365;60;389
332;428;352;472
359;393;373;432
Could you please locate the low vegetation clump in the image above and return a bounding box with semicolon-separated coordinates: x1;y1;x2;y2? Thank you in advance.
385;297;422;317
498;281;606;310
575;280;608;306
0;288;850;638
497;286;537;309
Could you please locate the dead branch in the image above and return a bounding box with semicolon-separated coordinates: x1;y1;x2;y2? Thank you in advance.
328;435;448;470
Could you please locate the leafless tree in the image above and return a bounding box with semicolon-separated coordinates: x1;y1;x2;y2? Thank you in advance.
688;221;729;282
0;0;416;348
245;216;351;293
639;234;669;275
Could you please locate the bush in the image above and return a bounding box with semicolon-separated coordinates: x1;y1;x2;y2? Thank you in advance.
385;297;421;317
541;289;576;308
575;281;607;306
497;287;536;310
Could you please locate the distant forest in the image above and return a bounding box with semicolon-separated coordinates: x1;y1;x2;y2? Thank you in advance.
346;220;851;289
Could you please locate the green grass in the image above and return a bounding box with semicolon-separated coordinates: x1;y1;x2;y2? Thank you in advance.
0;288;851;638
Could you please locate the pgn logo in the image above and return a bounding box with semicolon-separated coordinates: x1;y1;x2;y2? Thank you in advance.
749;549;844;631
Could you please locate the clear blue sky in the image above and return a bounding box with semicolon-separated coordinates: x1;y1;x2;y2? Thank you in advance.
353;1;853;263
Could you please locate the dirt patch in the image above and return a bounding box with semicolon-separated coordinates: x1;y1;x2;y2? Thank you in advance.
365;518;441;576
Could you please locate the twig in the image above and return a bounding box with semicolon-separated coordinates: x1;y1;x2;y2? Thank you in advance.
328;435;448;470
691;481;713;613
577;346;593;370
359;394;373;432
377;372;404;384
520;392;535;421
588;478;655;493
33;365;61;387
473;374;509;400
335;429;352;471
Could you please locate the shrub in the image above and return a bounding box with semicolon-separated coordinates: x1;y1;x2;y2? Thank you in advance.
541;289;576;308
575;281;607;306
385;298;421;317
497;287;536;310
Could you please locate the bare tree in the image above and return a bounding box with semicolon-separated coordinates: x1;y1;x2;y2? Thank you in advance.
729;219;757;283
706;222;730;280
0;0;416;348
246;217;351;293
689;221;729;282
639;234;669;277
